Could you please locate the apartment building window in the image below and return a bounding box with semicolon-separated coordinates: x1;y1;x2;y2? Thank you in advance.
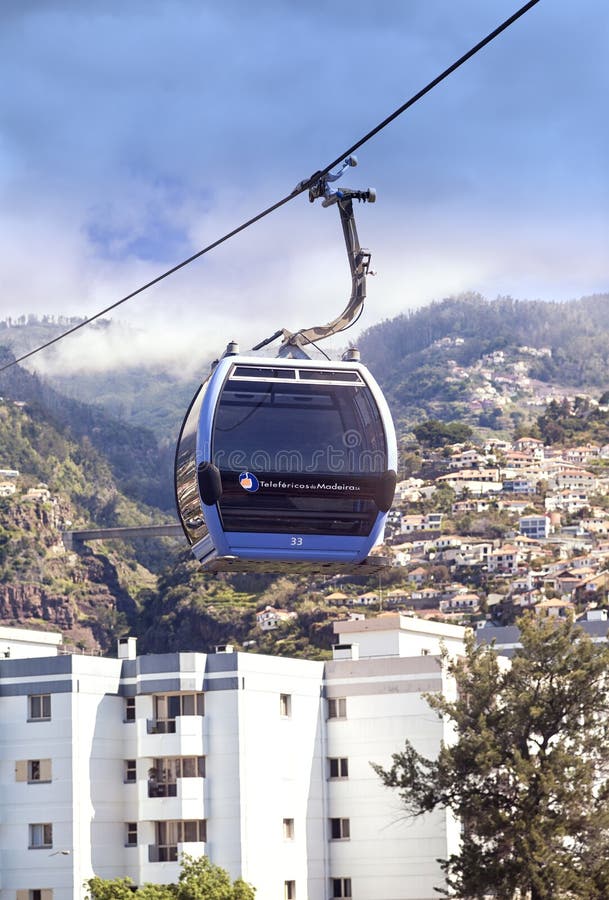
283;818;295;840
16;891;53;900
29;759;52;783
330;818;350;840
124;759;137;783
280;693;292;717
28;694;51;721
124;697;136;722
15;760;52;783
29;823;53;849
328;757;349;779
327;697;346;719
284;880;296;899
152;820;206;862
148;756;205;797
331;877;352;898
150;693;204;733
125;823;138;847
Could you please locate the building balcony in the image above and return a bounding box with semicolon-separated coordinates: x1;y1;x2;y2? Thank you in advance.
137;715;204;758
141;842;206;883
138;776;205;821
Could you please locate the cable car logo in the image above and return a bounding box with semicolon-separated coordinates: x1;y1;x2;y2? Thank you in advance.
239;472;260;492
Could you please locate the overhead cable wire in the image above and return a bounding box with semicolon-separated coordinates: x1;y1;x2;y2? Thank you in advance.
297;0;542;187
0;0;541;375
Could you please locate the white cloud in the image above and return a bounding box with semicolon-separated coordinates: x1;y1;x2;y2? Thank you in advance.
0;0;606;381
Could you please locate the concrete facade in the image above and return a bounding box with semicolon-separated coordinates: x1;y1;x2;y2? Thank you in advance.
0;616;464;900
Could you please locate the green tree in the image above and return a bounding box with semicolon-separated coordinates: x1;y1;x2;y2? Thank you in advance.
176;854;255;900
373;615;609;899
86;855;255;900
413;418;473;449
86;876;143;899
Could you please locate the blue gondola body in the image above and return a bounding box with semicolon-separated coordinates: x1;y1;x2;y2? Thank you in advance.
175;354;397;569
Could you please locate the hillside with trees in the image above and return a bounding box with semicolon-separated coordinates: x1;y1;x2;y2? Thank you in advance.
3;293;609;656
358;292;609;435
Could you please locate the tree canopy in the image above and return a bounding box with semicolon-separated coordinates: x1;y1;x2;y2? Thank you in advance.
86;854;255;900
373;615;609;899
413;418;473;448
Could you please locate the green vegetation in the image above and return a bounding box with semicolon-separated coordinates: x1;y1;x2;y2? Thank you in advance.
413;418;473;448
537;395;609;446
374;616;609;899
86;854;255;899
0;344;175;511
358;291;609;427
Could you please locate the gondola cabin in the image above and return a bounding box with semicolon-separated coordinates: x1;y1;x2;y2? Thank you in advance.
175;352;397;571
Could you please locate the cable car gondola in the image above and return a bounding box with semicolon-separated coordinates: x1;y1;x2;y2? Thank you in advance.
175;156;398;572
175;348;397;571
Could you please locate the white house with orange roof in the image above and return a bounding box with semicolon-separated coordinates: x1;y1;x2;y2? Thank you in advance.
563;444;600;465
487;544;521;575
535;597;575;618
436;469;502;495
548;468;597;492
501;450;533;470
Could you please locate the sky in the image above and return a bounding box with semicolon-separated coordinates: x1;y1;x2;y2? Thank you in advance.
0;0;607;376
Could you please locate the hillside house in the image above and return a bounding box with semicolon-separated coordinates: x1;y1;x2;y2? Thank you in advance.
400;513;443;534
502;478;537;494
407;566;428;587
563;444;600;464
447;449;485;470
439;592;480;614
255;606;297;631
354;592;380;606
535;597;575;619
324;591;351;606
436;470;502;496
394;478;425;502
384;588;410;607
497;499;532;514
409;587;443;609
513;437;545;453
545;490;590;513
580;517;609;535
488;544;520;575
452;498;491;514
519;515;551;540
572;571;609;603
548;468;597;492
24;485;52;502
501;451;531;470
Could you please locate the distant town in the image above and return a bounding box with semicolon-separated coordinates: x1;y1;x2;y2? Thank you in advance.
310;434;609;630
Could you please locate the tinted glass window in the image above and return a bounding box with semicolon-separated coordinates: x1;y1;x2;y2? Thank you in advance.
212;380;386;475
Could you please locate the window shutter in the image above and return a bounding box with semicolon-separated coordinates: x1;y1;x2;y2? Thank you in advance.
15;760;27;782
40;759;52;782
16;891;28;900
41;890;54;900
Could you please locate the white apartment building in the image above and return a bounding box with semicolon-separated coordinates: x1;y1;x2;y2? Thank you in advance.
0;617;465;900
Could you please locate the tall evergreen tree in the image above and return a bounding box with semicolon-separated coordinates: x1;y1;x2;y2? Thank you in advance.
373;615;609;899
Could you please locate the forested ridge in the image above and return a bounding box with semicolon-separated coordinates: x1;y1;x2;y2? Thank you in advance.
359;292;609;384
